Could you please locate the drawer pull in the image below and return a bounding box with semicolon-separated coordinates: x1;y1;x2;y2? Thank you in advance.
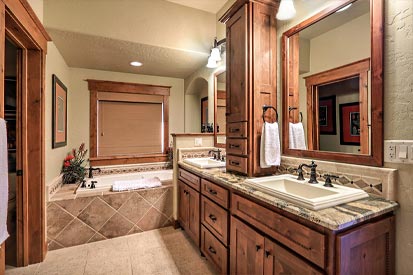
208;189;218;195
208;214;217;222
208;246;217;254
229;128;240;133
229;144;240;149
184;190;189;195
256;245;261;251
230;160;240;166
265;250;271;258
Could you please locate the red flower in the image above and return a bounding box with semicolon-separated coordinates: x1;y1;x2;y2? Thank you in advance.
64;155;74;161
64;161;70;167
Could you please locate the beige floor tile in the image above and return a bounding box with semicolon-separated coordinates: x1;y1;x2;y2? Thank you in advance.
5;264;40;275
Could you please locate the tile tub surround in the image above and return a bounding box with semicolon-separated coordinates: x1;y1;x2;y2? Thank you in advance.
47;184;173;250
178;161;398;231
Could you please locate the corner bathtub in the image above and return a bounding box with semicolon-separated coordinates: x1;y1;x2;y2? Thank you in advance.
76;169;173;194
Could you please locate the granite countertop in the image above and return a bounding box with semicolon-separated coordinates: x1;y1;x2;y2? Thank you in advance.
178;161;399;231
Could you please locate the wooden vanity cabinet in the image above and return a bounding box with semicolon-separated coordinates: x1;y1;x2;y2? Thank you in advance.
221;0;278;177
178;170;200;247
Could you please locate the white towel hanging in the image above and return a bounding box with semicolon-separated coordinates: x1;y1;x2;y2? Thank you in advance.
260;122;281;168
0;118;9;244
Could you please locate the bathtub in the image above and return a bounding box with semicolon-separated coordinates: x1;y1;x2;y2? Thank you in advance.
76;169;173;194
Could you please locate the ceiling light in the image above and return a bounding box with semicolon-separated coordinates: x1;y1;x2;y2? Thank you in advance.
336;3;352;13
276;0;296;20
206;56;218;68
130;61;142;67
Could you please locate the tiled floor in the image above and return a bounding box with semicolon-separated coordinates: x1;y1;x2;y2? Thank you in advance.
5;227;216;275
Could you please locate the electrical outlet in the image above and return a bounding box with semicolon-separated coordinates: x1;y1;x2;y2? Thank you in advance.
384;140;413;164
194;138;202;147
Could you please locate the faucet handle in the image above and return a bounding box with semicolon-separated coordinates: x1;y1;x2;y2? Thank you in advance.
323;174;338;187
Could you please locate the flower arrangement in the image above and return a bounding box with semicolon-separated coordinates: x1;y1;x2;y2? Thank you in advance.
61;143;88;184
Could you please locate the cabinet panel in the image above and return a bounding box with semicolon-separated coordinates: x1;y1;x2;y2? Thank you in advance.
336;216;395;275
187;185;200;247
227;122;248;138
201;226;228;274
201;196;229;245
179;168;200;191
226;138;248;156
232;194;325;268
178;180;188;229
226;155;248;174
226;4;248;123
264;238;322;275
230;216;264;275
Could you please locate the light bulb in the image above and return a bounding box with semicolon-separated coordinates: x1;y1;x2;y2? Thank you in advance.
276;0;296;21
206;56;218;68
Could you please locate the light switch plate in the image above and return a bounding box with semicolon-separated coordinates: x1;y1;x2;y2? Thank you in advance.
194;138;203;147
384;140;413;164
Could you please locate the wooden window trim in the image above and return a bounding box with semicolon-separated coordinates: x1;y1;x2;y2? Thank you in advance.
87;79;170;166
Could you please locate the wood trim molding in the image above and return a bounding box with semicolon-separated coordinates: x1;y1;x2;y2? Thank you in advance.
86;79;171;96
88;80;170;165
214;68;226;148
281;0;384;167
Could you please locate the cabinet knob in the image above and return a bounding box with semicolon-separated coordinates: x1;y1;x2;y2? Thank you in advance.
265;250;271;258
208;246;217;254
209;214;217;222
256;245;261;251
208;189;218;195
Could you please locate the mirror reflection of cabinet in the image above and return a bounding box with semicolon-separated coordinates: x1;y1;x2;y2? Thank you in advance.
282;0;384;166
214;70;226;147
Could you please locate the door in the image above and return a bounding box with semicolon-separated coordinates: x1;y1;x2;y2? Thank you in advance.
264;238;322;275
230;216;264;275
178;180;188;229
226;4;248;123
186;185;200;247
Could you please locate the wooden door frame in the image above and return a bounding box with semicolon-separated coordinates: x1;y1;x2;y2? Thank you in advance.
0;0;51;269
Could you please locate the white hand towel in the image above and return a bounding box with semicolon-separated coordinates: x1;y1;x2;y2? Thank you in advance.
289;122;307;150
260;122;281;168
112;177;162;192
0;119;9;244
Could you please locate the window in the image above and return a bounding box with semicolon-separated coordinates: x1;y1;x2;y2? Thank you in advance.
87;80;170;166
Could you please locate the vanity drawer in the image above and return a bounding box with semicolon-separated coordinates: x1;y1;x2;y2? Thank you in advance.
178;168;200;191
231;194;325;268
226;155;247;174
226;138;248;156
201;225;228;275
227;122;247;138
201;196;229;245
201;179;229;209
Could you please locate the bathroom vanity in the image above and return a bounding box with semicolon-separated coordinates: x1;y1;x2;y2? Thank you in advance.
177;163;398;275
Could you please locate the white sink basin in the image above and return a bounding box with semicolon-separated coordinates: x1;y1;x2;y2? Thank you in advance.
243;174;368;210
183;157;226;169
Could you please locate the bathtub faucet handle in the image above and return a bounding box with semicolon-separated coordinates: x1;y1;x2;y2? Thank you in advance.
90;181;97;189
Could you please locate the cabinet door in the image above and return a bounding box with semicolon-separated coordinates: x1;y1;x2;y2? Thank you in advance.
264;238;322;275
230;216;264;275
178;180;188;229
187;185;200;247
226;4;248;123
336;216;394;275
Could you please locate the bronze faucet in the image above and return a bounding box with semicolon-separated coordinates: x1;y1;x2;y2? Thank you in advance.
296;161;318;184
208;149;222;160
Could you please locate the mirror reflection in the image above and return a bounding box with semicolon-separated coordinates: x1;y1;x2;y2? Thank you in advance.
215;70;226;145
287;0;371;155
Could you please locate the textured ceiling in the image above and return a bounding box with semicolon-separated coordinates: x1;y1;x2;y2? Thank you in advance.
165;0;228;13
48;28;209;79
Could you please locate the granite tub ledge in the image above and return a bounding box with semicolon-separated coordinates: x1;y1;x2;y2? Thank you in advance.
178;161;399;231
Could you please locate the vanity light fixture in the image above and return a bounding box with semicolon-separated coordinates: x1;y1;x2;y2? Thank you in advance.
130;61;143;67
206;38;226;68
276;0;296;20
336;3;352;13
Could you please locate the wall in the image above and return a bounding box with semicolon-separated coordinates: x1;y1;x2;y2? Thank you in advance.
277;1;413;274
68;68;185;160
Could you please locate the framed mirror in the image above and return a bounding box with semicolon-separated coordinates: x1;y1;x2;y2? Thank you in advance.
282;0;384;166
214;69;226;148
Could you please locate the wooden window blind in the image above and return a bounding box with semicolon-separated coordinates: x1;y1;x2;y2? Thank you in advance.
98;101;163;156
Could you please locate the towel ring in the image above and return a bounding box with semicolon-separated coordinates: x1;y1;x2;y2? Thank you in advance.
299;112;303;122
262;105;278;123
288;106;303;122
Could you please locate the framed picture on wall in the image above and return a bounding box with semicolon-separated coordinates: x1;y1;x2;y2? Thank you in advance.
319;95;336;135
339;102;360;145
52;74;67;148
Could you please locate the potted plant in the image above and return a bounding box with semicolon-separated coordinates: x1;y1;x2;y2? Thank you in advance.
61;143;88;184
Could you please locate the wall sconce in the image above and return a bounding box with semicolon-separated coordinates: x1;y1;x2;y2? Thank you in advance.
206;38;226;68
276;0;296;20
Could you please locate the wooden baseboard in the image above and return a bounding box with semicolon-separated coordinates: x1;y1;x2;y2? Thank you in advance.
173;220;180;229
0;242;5;275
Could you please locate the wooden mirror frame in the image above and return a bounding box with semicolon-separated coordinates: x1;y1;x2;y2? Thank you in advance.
281;0;384;166
214;68;226;148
